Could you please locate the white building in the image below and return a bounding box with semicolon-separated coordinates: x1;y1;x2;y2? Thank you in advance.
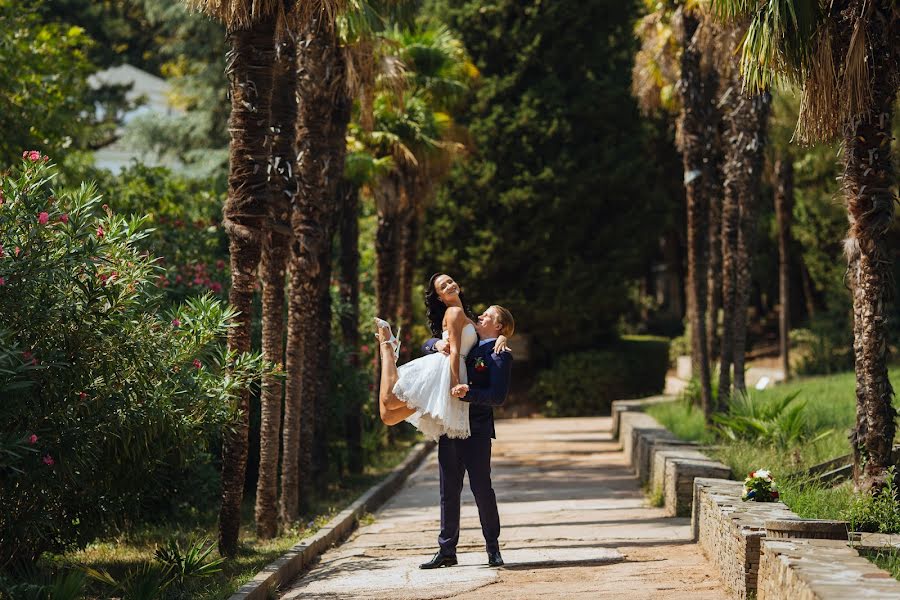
88;63;186;173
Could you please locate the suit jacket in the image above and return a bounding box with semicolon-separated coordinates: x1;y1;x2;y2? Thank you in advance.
422;336;513;438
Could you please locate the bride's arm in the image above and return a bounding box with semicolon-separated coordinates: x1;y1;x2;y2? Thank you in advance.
445;307;466;389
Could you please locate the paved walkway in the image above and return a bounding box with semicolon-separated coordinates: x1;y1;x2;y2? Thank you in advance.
280;417;726;599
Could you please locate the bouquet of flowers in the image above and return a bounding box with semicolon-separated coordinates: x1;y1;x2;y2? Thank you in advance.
742;469;779;502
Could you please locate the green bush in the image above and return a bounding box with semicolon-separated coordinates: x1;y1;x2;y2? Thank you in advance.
789;321;853;376
0;155;265;567
533;336;669;417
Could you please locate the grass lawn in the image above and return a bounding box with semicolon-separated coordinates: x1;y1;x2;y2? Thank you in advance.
47;437;419;599
646;366;900;519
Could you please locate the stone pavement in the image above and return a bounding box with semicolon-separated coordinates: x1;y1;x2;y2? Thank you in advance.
280;417;727;600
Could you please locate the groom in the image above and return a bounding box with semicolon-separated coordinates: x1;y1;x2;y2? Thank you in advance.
419;305;515;569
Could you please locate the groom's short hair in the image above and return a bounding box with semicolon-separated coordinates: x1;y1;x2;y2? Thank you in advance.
491;305;515;338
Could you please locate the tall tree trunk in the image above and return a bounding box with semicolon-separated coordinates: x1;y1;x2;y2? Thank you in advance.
283;18;345;520
847;80;897;492
774;156;793;383
312;73;352;482
337;178;363;474
730;89;771;394
704;79;724;368
677;10;712;419
218;15;277;558
255;23;295;540
397;201;420;366
800;259;817;320
373;174;402;427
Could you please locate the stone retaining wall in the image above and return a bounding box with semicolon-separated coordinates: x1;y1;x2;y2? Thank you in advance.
692;478;800;599
615;399;730;519
759;538;900;599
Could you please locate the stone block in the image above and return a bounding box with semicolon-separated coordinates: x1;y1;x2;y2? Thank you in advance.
759;538;900;600
664;458;731;517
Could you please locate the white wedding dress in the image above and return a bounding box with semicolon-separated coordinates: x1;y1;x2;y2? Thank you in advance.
392;323;476;441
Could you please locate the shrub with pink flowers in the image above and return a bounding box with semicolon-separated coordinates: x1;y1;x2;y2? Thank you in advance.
91;164;230;305
0;155;266;567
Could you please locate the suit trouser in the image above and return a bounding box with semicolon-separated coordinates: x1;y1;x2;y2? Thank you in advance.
437;434;500;555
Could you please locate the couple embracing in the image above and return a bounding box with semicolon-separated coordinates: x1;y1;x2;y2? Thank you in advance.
375;273;515;569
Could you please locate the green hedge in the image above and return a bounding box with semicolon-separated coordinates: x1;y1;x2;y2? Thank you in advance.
532;335;670;417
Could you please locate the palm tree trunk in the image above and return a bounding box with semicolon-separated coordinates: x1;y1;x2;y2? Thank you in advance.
282;18;345;519
774;156;793;383
373;174;402;426
847;82;897;492
730;89;771;394
312;75;352;482
396;203;420;366
255;24;295;541
704;86;724;369
337;178;363;474
677;10;712;419
218;14;277;558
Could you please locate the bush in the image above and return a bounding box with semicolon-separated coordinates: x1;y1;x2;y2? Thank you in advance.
789;321;853;376
533;336;669;417
0;155;264;567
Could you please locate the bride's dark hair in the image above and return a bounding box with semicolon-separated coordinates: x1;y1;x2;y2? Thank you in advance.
425;273;475;337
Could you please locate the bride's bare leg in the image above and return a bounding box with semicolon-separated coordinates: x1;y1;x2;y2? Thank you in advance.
377;327;416;425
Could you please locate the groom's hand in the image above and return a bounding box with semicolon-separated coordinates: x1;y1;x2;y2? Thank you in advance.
435;340;450;355
451;384;469;398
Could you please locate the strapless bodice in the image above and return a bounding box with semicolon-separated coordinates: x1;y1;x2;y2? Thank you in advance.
441;323;478;359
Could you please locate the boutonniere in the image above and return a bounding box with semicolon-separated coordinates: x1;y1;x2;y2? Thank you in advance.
474;357;488;372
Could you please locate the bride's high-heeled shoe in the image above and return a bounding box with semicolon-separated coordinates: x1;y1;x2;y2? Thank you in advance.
374;317;401;362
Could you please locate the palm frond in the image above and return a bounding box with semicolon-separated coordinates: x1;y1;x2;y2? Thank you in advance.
840;7;872;124
795;26;839;142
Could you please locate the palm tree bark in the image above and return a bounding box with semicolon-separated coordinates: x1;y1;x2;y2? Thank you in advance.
337;178;363;473
255;24;296;540
218;14;277;558
312;72;353;481
704;75;724;368
730;89;771;394
774;156;793;383
283;18;348;517
396;200;420;366
847;80;897;492
677;10;712;419
372;173;402;425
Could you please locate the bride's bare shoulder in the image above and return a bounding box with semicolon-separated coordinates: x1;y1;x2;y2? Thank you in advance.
444;306;465;319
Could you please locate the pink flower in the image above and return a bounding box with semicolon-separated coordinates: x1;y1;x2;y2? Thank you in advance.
28;434;38;445
209;282;222;294
14;246;20;257
171;318;181;327
216;260;225;270
193;359;202;369
360;344;370;353
0;246;4;258
38;212;49;225
96;226;104;238
78;391;87;400
0;277;5;286
22;350;32;362
42;454;54;466
23;150;42;162
59;213;68;224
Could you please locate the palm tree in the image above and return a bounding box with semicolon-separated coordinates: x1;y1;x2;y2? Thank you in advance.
256;5;297;540
183;0;278;557
774;155;794;382
712;0;898;491
676;7;716;419
282;10;350;519
633;2;723;418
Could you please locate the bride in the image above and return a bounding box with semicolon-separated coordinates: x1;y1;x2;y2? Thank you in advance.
375;273;507;440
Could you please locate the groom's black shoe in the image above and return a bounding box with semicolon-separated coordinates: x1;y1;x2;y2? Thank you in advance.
487;550;504;567
419;551;457;569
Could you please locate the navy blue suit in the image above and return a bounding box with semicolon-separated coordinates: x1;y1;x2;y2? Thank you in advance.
422;336;513;556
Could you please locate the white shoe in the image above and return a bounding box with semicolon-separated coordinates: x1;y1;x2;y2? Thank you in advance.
374;317;401;362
